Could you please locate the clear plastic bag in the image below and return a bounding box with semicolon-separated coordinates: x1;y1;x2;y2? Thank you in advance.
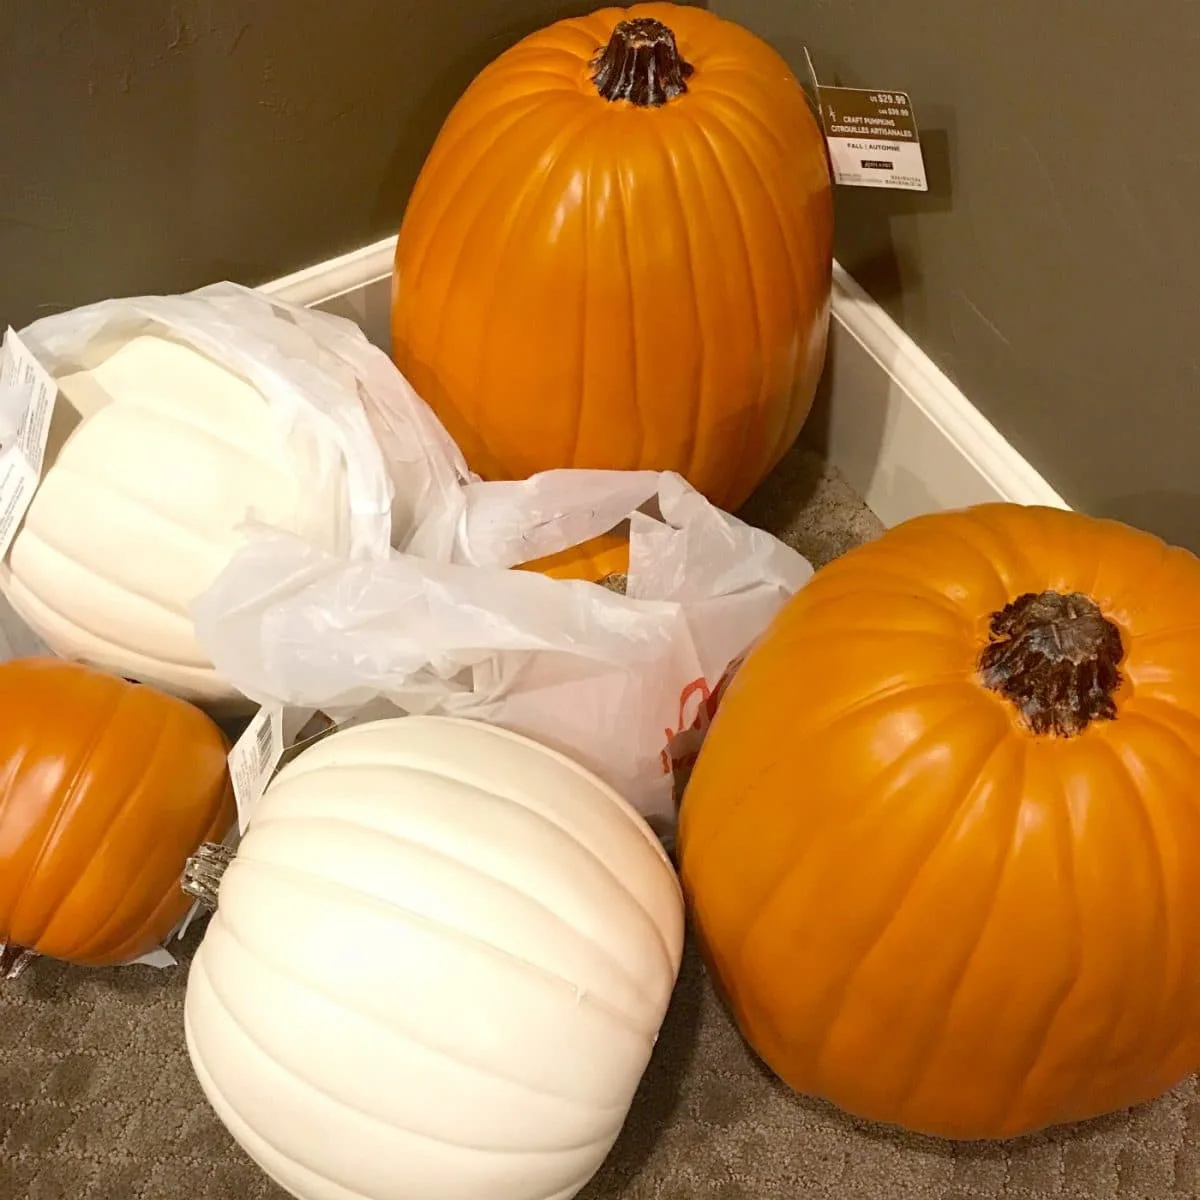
11;279;815;836
194;465;812;835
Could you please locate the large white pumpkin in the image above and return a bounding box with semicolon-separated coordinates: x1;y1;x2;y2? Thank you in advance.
184;715;685;1200
0;333;347;707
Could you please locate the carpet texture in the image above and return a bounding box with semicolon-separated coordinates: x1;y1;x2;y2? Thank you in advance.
4;446;1197;1200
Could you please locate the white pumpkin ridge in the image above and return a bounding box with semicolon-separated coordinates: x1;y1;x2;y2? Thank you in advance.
186;716;684;1200
189;884;650;1192
51;463;236;554
266;722;677;901
9;538;201;648
187;1021;602;1200
189;947;630;1144
239;811;670;1015
264;733;679;903
188;992;621;1186
249;765;678;987
204;846;666;1095
218;843;660;1040
1;333;348;706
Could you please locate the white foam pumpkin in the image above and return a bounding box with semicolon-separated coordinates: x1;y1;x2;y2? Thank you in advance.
184;715;685;1200
0;333;347;707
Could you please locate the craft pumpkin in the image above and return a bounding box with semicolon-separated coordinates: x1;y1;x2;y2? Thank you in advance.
517;529;630;582
0;658;235;971
391;3;833;579
184;715;684;1200
678;503;1200;1140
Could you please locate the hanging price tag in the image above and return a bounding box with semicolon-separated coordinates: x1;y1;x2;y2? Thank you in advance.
227;703;287;833
802;49;929;192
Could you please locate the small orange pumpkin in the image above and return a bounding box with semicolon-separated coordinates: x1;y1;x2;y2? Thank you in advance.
679;504;1200;1139
0;658;235;970
516;529;631;582
392;3;833;538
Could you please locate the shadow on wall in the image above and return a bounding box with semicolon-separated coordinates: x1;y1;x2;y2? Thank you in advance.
768;43;958;324
786;46;964;513
828;118;957;341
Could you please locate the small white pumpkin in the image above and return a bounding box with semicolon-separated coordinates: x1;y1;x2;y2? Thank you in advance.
184;715;685;1200
0;333;347;707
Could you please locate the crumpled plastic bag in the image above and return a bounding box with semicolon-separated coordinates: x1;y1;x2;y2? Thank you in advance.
14;281;444;561
4;282;476;708
193;393;814;834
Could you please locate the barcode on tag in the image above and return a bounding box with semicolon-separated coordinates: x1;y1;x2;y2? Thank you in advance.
227;704;286;834
0;328;58;561
254;714;275;776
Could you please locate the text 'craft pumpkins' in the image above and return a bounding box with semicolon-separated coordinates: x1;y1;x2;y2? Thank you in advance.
185;715;685;1200
0;333;348;710
678;504;1200;1141
0;658;234;971
391;3;833;517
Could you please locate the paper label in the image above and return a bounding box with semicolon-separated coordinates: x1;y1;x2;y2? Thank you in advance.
800;48;928;193
228;703;286;833
173;899;204;944
0;328;58;560
128;945;178;970
819;87;929;191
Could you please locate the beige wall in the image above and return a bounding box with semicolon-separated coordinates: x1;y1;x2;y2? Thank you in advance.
4;1;1196;548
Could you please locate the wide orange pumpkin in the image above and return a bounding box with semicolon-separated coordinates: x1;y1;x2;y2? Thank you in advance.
391;3;833;527
0;658;235;971
678;503;1200;1140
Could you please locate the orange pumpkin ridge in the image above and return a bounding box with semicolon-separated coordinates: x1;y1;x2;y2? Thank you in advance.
391;3;833;584
0;658;236;970
678;504;1200;1141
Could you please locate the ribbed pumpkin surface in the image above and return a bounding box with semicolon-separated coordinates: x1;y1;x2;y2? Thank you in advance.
185;716;684;1200
0;657;234;967
680;504;1200;1139
391;3;833;514
1;335;345;706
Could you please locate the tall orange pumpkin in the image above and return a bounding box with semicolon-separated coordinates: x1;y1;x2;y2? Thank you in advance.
0;658;235;971
391;3;833;524
678;504;1200;1140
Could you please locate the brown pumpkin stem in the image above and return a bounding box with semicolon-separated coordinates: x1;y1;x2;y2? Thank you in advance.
181;841;236;911
979;590;1124;737
590;18;694;107
0;941;36;981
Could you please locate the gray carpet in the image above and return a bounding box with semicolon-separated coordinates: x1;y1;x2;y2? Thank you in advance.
4;445;1196;1199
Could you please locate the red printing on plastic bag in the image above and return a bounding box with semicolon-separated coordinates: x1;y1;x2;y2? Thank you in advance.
660;654;746;776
